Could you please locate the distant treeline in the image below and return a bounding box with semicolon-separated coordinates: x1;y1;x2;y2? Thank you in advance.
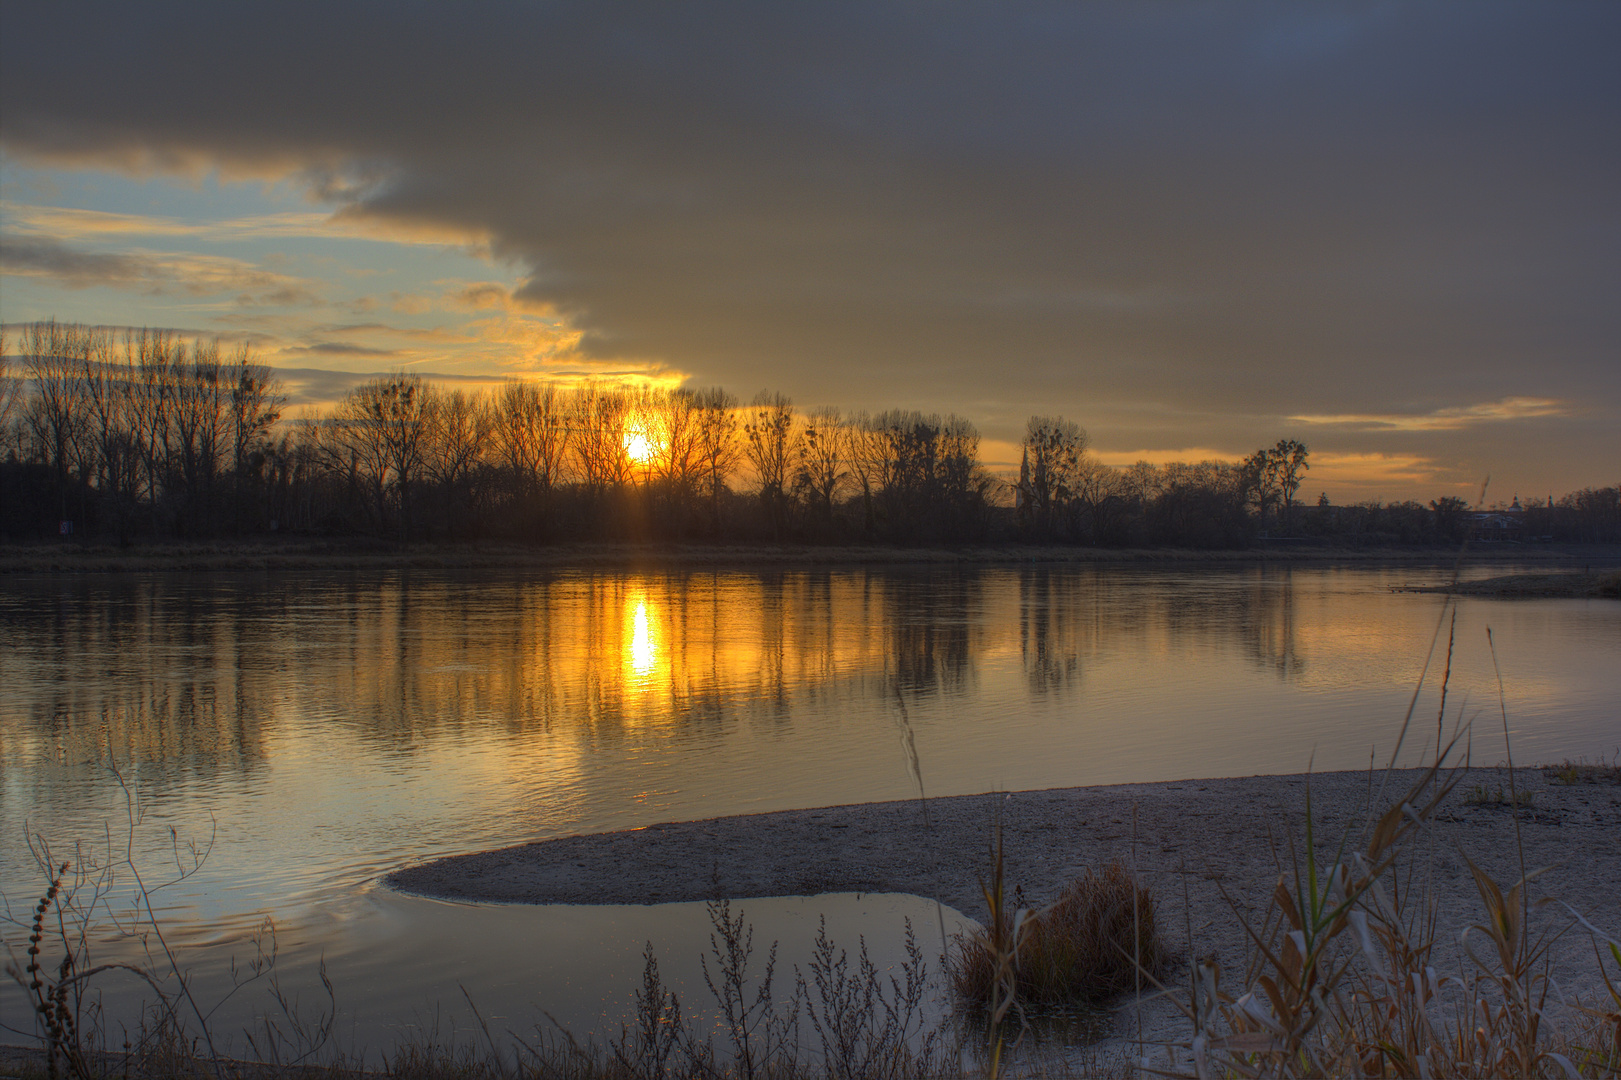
2;319;1617;547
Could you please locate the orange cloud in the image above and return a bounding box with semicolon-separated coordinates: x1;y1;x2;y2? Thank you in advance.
1300;452;1450;492
3;201;485;247
1289;397;1567;431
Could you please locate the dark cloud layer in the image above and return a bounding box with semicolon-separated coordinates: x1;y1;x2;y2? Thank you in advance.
2;1;1618;492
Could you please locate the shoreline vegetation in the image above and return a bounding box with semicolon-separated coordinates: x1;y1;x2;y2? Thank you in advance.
3;538;1620;575
8;765;1619;1078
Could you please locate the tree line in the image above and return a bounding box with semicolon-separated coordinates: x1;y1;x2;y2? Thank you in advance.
2;319;1616;547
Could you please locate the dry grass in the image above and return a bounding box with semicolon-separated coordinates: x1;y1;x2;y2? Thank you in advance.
1461;781;1536;807
1151;616;1621;1080
949;861;1164;1010
1545;755;1621;786
1161;768;1621;1077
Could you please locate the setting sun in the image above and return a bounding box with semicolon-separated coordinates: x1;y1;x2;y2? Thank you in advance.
623;426;655;465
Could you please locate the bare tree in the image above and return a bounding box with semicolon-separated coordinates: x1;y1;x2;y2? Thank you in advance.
651;387;706;522
227;346;283;478
170;338;230;531
938;413;987;529
840;411;885;536
125;329;183;535
1017;415;1086;537
622;384;661;488
1122;460;1161;507
743;390;796;537
22;319;89;524
794;405;845;524
77;327;143;534
223;345;284;530
424;388;488;488
1072;456;1126;544
0;330;23;450
870;409;938;535
572;381;632;492
419;388;489;534
329;374;434;540
494;380;573;494
692;387;740;531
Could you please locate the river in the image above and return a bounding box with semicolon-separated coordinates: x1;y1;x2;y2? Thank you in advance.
2;561;1616;1053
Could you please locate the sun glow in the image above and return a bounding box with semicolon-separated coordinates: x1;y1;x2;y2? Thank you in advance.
623;426;655;465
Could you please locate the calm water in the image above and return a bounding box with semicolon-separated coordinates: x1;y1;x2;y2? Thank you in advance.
2;562;1617;1050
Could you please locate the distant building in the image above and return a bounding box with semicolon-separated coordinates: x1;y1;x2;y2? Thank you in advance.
1470;495;1526;541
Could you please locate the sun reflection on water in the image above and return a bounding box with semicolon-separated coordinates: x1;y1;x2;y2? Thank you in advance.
629;599;657;678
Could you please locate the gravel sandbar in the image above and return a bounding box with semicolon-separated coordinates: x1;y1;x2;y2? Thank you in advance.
389;767;1621;1060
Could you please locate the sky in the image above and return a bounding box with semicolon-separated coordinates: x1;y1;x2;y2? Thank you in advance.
1;1;1617;502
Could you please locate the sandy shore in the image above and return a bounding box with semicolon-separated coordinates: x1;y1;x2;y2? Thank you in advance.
390;766;1621;1060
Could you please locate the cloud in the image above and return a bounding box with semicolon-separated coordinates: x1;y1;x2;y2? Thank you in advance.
305;321;458;342
1290;397;1568;432
300;342;400;357
2;201;489;248
1;236;142;286
1;3;1617;496
1300;452;1457;496
1;234;320;304
4;204;214;239
450;282;520;312
1095;447;1246;468
270;366;536;410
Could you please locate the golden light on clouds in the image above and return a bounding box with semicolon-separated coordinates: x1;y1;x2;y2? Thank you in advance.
1095;447;1244;468
3;201;492;248
1289;397;1567;432
1300;452;1452;494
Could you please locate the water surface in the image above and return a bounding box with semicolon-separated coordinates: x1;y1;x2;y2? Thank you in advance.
2;562;1615;1049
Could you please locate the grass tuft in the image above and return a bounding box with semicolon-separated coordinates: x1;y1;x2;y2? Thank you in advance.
1463;781;1537;807
949;860;1164;1010
1545;754;1621;786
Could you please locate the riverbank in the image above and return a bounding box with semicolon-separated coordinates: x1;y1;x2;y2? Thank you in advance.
390;766;1621;1061
1400;568;1621;598
4;538;1618;574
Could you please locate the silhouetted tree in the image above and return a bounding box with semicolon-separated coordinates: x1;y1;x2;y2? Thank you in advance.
692;387;741;535
572;382;632;495
743;390;795;538
1017;416;1085;538
841;410;884;537
1246;439;1310;534
792;405;845;531
1073;457;1127;544
1430;495;1470;544
22;319;89;526
327;374;433;540
0;331;20;440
